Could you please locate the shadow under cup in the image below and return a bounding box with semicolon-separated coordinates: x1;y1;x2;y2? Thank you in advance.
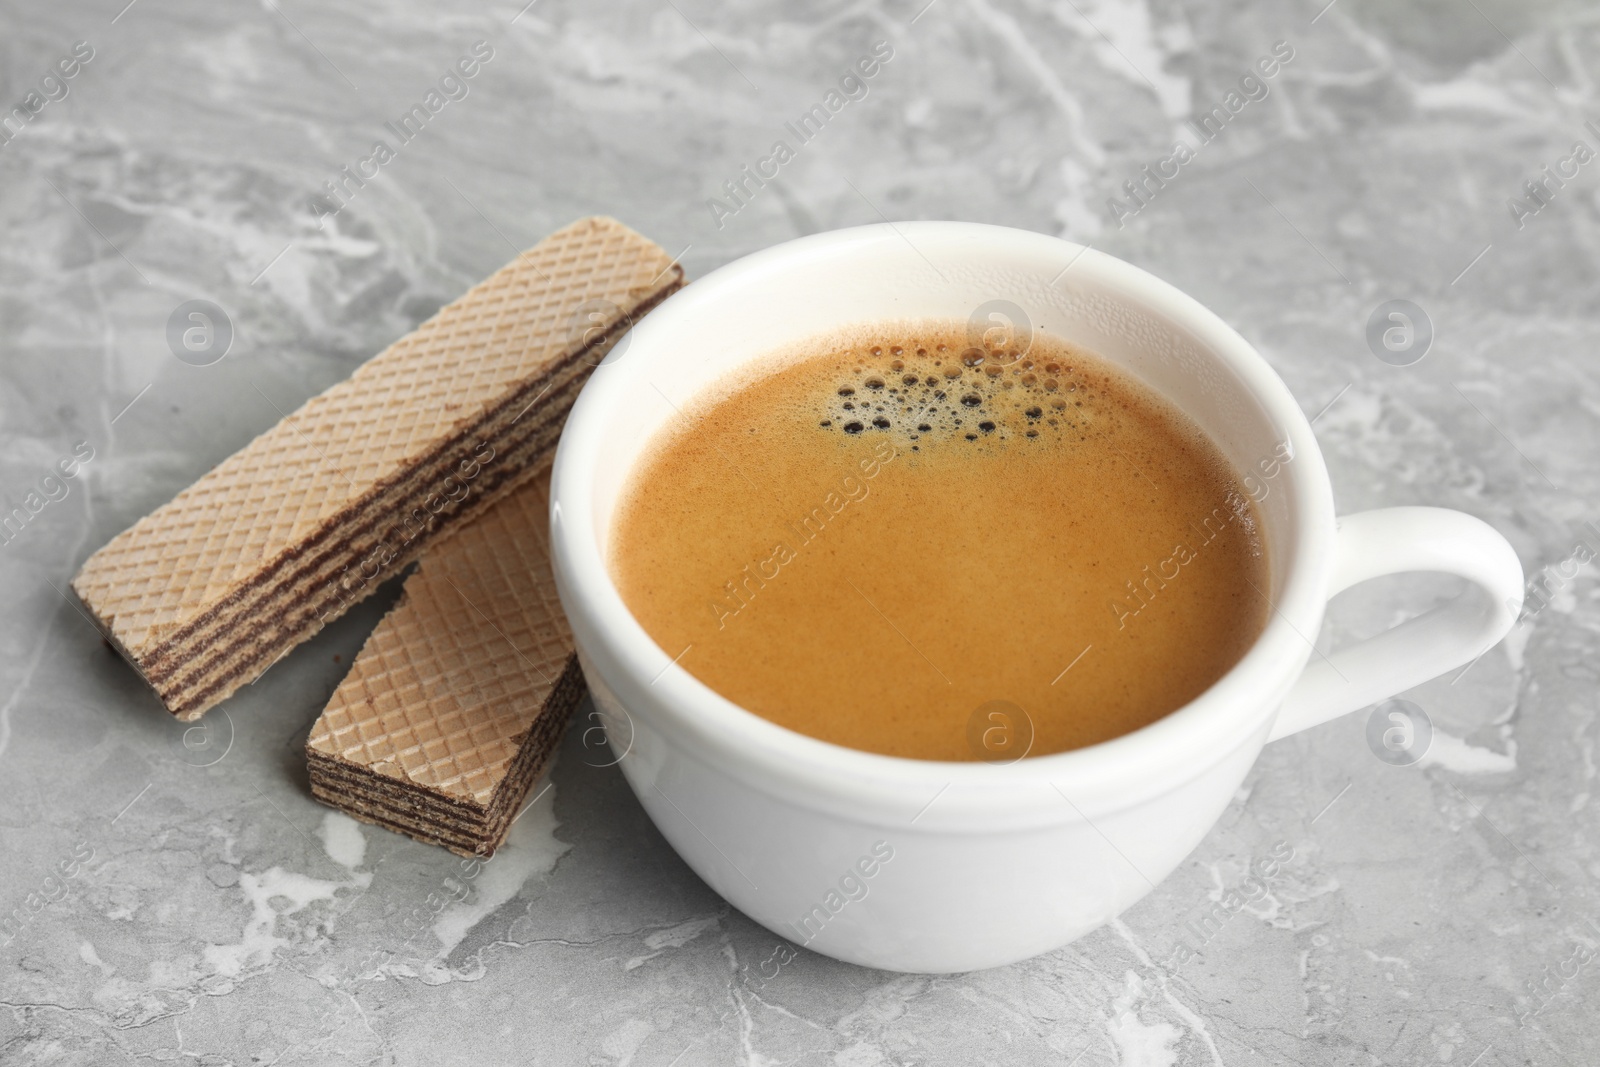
549;222;1336;973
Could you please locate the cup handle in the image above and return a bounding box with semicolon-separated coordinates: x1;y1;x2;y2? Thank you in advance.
1267;506;1524;742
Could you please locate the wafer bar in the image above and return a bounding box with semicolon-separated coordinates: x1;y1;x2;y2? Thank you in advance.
306;467;581;857
72;217;681;720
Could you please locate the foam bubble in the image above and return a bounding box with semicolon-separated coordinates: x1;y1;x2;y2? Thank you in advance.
809;326;1120;449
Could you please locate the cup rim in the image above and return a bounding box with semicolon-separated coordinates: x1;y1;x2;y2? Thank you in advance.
550;222;1336;823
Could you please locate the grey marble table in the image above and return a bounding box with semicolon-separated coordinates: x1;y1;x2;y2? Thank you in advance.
3;0;1598;1063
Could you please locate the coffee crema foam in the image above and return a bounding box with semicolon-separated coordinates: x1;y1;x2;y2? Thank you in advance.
820;338;1111;447
610;322;1270;761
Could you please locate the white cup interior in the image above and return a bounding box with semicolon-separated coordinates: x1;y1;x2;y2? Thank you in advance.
587;225;1302;599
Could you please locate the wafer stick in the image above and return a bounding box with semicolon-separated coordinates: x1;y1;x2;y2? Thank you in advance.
306;467;580;857
72;217;681;719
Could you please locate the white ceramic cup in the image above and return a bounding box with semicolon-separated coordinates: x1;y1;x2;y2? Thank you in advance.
549;222;1524;973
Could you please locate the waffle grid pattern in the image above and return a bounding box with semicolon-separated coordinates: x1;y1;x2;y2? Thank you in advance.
73;217;674;658
307;468;574;809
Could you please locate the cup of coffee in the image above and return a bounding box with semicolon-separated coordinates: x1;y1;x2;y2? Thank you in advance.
549;222;1523;973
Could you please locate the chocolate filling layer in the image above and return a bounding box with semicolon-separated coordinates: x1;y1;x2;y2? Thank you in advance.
163;407;572;717
309;659;583;855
